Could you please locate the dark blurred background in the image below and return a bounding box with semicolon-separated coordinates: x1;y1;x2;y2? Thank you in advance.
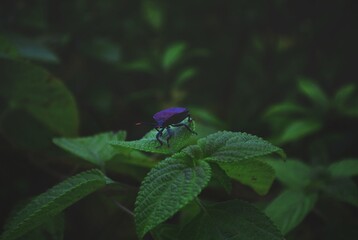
0;0;357;239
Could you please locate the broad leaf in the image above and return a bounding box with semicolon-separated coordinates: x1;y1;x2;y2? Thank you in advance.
198;131;285;163
179;200;284;240
265;190;318;234
135;153;211;239
321;178;358;207
210;163;232;194
162;42;186;71
298;79;328;106
334;84;355;107
268;159;313;189
278;120;321;143
0;169;112;240
0;59;79;136
110;119;197;155
220;160;275;195
328;159;358;178
53;131;126;166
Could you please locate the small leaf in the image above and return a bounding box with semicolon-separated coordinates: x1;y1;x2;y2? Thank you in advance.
142;0;163;30
210;163;232;194
0;59;79;136
268;159;313;189
298;78;328;106
162;42;186;71
265;190;318;234
278;120;321;143
53;131;126;166
179;200;284;240
110;119;197;155
328;159;358;178
220;160;275;195
198;131;285;163
334;84;356;107
264;101;306;118
174;68;197;88
135;153;211;238
321;178;358;207
0;169;111;240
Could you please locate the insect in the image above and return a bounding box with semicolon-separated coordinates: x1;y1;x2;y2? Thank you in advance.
136;107;197;147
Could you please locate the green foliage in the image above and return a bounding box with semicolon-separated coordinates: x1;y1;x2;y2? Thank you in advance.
321;178;358;207
277;120;322;144
265;190;318;234
0;169;112;240
268;159;312;189
220;160;275;195
135;153;211;239
53;131;126;165
179;200;284;240
328;159;358;178
110;119;197;154
198;131;285;163
298;78;328;107
162;42;187;71
0;58;79;137
210;163;232;194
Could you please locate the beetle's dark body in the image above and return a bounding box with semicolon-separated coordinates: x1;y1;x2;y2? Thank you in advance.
140;107;197;147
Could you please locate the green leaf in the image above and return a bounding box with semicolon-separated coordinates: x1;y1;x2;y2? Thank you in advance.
334;84;356;107
0;59;79;136
265;190;318;234
0;36;19;59
264;101;306;118
174;68;197;88
179;200;284;240
210;163;232;194
321;178;358;207
142;0;163;30
198;131;285;163
328;159;358;178
53;131;126;166
268;159;313;189
298;78;328;106
219;160;275;195
110;119;197;155
162;42;186;71
0;169;112;240
135;153;211;239
278;120;321;143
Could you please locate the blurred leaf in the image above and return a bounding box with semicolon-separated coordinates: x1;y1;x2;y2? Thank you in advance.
9;36;59;63
189;107;224;128
0;109;54;149
110;119;197;155
135;153;211;239
53;131;126;166
298;79;328;107
328;159;358;178
0;59;79;136
321;178;358;207
162;42;187;71
81;38;121;63
210;163;232;194
334;84;356;107
268;159;313;189
179;200;284;240
142;0;163;30
198;131;285;163
151;224;179;240
265;190;318;235
174;68;197;88
220;160;275;195
278;119;322;143
0;169;113;240
0;36;19;59
264;101;306;118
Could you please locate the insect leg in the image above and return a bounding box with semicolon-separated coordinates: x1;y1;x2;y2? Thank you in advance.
171;123;197;135
155;128;164;148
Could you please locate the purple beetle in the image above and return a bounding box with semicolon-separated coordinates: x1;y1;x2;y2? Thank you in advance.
136;107;197;147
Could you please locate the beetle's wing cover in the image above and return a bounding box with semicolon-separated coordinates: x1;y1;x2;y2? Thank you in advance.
153;107;187;125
